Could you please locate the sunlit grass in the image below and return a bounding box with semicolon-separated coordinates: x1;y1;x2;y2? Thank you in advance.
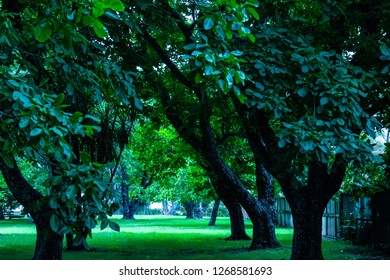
0;215;381;260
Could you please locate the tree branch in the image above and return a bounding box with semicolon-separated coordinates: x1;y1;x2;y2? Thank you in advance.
140;27;203;100
0;156;42;211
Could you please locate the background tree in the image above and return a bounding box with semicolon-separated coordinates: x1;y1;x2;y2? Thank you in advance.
113;0;280;250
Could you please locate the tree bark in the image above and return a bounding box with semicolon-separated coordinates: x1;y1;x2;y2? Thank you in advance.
0;206;5;220
208;198;220;226
194;202;203;219
222;198;250;241
162;200;170;215
184;201;194;219
212;178;250;240
0;156;64;259
119;167;133;219
31;211;64;259
281;161;346;259
160;88;280;249
199;120;279;249
128;200;137;219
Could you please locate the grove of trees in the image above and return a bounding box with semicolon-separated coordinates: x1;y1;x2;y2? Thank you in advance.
0;0;389;260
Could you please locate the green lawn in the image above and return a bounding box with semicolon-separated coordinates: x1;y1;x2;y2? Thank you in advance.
0;215;383;260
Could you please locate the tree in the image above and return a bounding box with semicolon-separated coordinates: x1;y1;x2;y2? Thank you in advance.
0;0;133;259
114;0;280;250
116;0;387;257
222;0;385;259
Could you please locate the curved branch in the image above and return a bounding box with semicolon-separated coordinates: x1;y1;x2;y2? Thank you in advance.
0;156;42;211
140;27;203;100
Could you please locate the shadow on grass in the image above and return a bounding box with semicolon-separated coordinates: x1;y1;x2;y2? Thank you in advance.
1;216;387;260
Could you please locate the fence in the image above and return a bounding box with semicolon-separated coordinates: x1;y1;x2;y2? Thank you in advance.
276;195;371;239
276;197;293;228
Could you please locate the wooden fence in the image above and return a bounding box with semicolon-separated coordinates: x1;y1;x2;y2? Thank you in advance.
276;195;371;239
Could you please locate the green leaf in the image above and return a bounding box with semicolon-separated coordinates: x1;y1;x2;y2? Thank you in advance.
203;17;214;30
195;72;203;83
67;10;76;21
92;20;109;38
109;221;120;232
109;0;125;12
34;23;53;42
380;43;390;56
85;217;97;229
381;66;389;74
301;65;310;73
247;33;256;43
93;4;105;17
50;214;60;232
336;118;345;125
255;82;265;91
320;97;329;105
54;93;65;107
30;128;43;137
19;118;29;129
7;80;19;88
80;151;91;165
100;219;109;230
65;185;77;199
134;97;143;110
247;7;260;20
278;139;286;148
51;127;64;137
297;88;307;97
49;198;60;209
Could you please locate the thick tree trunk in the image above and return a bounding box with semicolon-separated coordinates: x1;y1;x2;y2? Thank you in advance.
290;201;325;259
205;172;250;239
159;79;279;249
201;135;279;249
184;201;194;219
31;212;64;259
0;156;65;259
214;181;250;240
223;201;250;241
208;198;220;226
128;200;137;220
281;161;346;259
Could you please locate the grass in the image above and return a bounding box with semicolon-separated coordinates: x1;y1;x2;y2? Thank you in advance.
0;215;385;260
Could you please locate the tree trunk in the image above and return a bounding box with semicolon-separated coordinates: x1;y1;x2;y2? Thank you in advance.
213;180;250;240
128;200;137;219
162;200;169;215
169;202;179;215
160;83;279;249
281;161;346;259
222;198;251;241
194;202;203;219
201;134;279;249
208;198;220;226
30;211;64;260
122;183;132;219
0;206;5;220
290;201;325;259
184;201;194;219
0;156;65;259
120;167;133;220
